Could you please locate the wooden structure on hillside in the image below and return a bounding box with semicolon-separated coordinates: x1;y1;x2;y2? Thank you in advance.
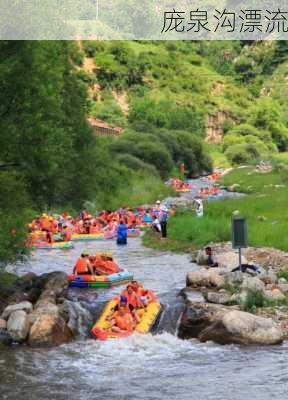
88;117;124;136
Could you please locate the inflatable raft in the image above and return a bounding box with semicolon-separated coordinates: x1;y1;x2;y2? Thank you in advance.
127;228;141;238
34;241;74;250
91;297;161;340
71;233;105;242
68;270;133;288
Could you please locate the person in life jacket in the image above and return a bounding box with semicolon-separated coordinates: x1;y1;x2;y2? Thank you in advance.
109;295;140;324
61;225;72;242
73;253;94;275
123;285;142;308
111;304;135;334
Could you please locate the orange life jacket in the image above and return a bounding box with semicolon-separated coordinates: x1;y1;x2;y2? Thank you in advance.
75;257;89;274
126;292;140;308
41;218;50;230
114;313;134;331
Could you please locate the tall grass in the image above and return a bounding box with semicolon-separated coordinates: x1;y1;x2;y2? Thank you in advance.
152;168;288;253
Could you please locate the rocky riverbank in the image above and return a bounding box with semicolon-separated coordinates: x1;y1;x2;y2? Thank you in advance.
178;243;288;345
0;271;93;347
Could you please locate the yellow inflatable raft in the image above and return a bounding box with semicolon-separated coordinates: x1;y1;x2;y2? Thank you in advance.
91;297;161;340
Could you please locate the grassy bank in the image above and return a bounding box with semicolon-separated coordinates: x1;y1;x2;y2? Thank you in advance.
143;166;288;253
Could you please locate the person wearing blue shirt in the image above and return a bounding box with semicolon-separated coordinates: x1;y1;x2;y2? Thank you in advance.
117;220;128;245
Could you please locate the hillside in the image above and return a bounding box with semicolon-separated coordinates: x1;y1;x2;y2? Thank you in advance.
78;40;288;168
1;40;288;264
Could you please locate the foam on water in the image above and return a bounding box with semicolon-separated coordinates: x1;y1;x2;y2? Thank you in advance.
2;238;288;400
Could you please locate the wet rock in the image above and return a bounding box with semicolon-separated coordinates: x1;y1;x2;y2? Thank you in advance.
241;276;265;293
199;310;283;345
7;310;30;342
2;301;33;320
29;314;73;347
37;289;57;305
0;318;7;329
44;271;68;292
0;329;13;346
178;302;230;339
203;291;232;305
59;300;94;337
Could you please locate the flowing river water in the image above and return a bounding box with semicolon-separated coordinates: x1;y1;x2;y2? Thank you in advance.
1;238;287;400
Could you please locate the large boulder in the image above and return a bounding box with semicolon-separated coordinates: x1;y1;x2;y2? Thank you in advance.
241;276;265;293
222;271;244;287
178;302;230;339
186;269;223;288
29;314;73;346
199;310;283;345
2;301;33;320
195;250;208;266
36;271;68;297
215;252;247;271
203;290;232;305
59;300;94;337
7;310;30;342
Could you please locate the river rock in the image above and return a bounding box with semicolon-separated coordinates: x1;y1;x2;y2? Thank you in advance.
203;291;232;305
29;314;73;346
264;289;285;302
186;270;223;288
230;290;249;305
2;301;33;320
59;300;94;337
196;250;208;265
215;252;247;271
223;271;244;287
227;184;240;192
0;318;7;329
260;270;278;285
241;276;265;293
0;329;13;346
199;310;283;345
37;289;57;305
37;271;68;297
7;310;30;342
178;302;230;339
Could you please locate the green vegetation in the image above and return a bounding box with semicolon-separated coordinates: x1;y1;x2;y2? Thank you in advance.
2;39;288;264
147;166;288;254
242;289;265;313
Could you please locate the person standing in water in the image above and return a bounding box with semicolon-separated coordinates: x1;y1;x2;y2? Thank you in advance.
117;219;128;245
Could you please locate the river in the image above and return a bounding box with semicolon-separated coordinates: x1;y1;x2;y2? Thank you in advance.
1;238;287;400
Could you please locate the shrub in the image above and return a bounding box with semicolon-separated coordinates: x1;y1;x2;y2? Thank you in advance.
242;289;265;313
225;143;260;165
269;122;288;151
222;134;245;152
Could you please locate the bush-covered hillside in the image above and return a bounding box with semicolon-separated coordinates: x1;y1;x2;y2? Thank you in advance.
1;39;288;263
79;40;288;167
